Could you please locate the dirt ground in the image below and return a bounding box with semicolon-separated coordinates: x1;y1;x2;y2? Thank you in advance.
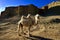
0;16;60;40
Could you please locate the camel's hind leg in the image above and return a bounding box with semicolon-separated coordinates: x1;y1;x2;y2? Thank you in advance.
28;26;30;37
24;27;30;37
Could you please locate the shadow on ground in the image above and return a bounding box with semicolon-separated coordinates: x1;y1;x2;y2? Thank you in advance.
26;35;53;40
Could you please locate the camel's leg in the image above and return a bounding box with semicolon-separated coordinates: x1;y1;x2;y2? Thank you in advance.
18;23;23;36
26;26;30;37
22;26;30;37
17;23;19;35
28;27;30;37
18;24;20;36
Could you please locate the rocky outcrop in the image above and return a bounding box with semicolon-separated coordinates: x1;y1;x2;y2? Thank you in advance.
18;4;40;16
46;1;60;16
1;7;18;18
48;1;60;8
0;1;60;18
41;1;60;16
1;4;43;18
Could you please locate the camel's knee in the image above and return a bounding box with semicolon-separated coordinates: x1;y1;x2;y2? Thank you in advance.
17;23;23;36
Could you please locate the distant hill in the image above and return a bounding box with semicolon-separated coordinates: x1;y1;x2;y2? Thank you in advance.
41;1;60;16
1;4;43;18
0;1;60;19
48;1;60;8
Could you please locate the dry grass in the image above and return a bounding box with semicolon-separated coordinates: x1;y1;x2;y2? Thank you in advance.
0;16;60;40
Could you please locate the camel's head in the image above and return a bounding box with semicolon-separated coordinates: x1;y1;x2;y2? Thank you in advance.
35;14;40;19
35;14;39;17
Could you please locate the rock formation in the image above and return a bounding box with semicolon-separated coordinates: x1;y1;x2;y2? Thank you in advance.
0;1;60;18
41;1;60;16
48;1;60;8
1;4;43;18
1;7;18;18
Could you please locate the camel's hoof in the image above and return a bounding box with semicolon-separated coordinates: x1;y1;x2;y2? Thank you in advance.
23;33;26;35
19;34;21;36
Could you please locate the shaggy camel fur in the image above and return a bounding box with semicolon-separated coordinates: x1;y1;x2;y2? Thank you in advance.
17;15;34;37
17;14;40;37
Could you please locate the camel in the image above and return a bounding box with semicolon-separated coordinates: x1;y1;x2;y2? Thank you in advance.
17;14;40;37
17;14;34;37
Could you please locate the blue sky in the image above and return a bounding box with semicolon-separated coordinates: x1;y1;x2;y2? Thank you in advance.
0;0;56;13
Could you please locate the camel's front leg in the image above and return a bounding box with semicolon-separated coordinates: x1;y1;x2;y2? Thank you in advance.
18;23;23;36
18;24;21;36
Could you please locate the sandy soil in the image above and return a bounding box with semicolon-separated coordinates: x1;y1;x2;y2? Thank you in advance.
0;16;60;40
